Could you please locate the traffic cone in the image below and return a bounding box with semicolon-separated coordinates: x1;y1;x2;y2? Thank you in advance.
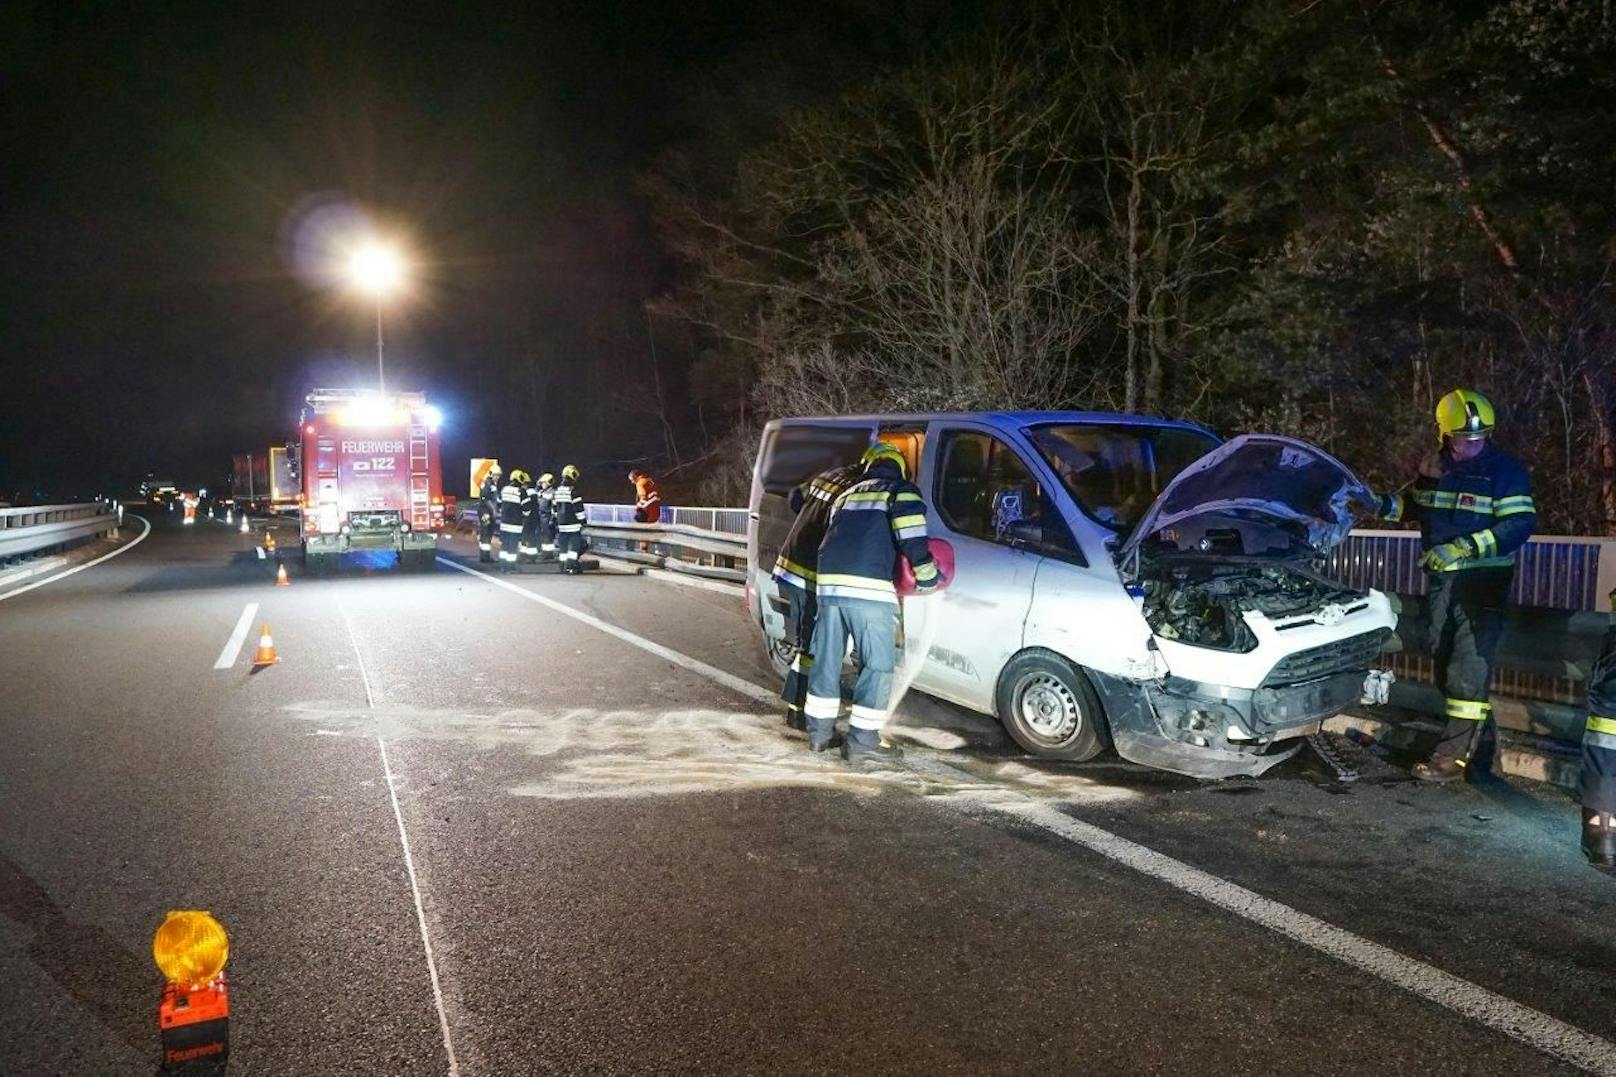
275;563;290;587
240;517;250;534
225;509;233;524
252;624;280;666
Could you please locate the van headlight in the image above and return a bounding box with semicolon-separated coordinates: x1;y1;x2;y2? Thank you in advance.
400;521;411;533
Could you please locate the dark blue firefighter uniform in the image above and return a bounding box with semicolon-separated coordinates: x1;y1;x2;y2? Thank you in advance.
1382;442;1536;768
1582;610;1616;868
803;457;939;752
772;463;864;723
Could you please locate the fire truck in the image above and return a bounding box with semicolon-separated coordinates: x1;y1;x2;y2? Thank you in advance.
231;446;300;515
298;388;446;573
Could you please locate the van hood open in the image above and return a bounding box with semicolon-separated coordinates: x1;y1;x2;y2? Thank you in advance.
1118;434;1370;563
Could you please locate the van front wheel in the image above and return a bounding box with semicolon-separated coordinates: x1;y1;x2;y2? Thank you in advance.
996;651;1107;761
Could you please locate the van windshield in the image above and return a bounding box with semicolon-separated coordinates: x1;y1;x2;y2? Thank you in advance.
1025;423;1218;531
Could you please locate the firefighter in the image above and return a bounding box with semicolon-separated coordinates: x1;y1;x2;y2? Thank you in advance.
803;443;941;765
498;469;530;572
630;470;663;525
772;459;865;731
518;471;544;564
1581;590;1616;874
553;465;586;574
477;464;503;563
535;473;557;557
1371;388;1536;782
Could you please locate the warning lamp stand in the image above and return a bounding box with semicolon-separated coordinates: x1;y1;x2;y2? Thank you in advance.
159;973;229;1072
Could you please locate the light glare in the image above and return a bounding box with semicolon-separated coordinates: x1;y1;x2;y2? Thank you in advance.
348;243;404;298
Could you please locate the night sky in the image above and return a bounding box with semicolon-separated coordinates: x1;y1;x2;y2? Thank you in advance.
1;1;765;499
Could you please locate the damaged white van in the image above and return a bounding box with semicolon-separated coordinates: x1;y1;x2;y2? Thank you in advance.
745;412;1396;779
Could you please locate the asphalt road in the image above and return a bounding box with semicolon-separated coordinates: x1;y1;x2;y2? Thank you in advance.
0;508;1612;1075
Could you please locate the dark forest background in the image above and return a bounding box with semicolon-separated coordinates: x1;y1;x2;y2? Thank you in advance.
4;1;1614;531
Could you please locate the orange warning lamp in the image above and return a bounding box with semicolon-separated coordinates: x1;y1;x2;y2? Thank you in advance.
154;911;230;1071
153;910;228;986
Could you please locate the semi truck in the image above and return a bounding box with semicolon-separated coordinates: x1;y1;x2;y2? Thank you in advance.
298;388;447;573
230;446;301;515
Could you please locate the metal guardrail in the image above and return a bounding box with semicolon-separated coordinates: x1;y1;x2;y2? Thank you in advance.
1329;529;1616;612
587;503;748;535
584;507;746;583
0;502;123;560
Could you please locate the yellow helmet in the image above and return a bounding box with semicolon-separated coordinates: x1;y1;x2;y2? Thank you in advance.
538;472;554;486
861;441;909;479
510;469;531;485
1435;388;1495;440
561;464;580;483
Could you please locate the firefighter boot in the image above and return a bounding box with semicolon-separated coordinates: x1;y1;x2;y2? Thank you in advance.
1583;812;1616;875
805;717;841;753
784;708;807;733
1413;756;1465;784
842;727;903;768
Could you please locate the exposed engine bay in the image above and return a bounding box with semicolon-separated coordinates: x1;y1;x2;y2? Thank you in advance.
1137;540;1363;650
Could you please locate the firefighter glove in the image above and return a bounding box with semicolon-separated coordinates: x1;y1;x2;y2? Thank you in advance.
1419;537;1475;572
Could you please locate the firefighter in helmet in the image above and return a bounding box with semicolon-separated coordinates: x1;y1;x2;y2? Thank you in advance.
803;443;941;765
553;465;587;574
772;458;865;731
518;470;544;564
536;473;557;558
477;464;503;563
1370;389;1536;782
498;469;532;572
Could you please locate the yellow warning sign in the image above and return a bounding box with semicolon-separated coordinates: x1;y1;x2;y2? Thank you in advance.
470;458;499;498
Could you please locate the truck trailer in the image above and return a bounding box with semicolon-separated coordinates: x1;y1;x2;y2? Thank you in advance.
298;388;446;573
231;446;300;515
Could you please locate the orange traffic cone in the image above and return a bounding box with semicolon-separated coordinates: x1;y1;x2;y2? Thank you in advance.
275;563;290;587
252;624;280;666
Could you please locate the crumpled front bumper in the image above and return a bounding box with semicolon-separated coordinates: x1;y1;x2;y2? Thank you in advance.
1090;669;1367;780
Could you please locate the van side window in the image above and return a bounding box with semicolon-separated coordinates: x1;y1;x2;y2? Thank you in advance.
935;430;1084;563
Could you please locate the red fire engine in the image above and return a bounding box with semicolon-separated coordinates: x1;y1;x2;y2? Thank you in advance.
298;388;445;573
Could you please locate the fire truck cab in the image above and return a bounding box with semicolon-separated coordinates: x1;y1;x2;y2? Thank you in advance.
298;388;445;573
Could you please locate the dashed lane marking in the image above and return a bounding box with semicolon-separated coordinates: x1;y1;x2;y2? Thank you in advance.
445;552;1616;1075
212;602;260;670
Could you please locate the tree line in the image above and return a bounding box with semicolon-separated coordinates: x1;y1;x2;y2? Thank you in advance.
643;0;1616;533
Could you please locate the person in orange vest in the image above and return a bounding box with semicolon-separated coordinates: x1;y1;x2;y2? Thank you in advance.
630;470;662;525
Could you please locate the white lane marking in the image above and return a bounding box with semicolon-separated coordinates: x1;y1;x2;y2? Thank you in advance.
337;599;461;1077
212;602;260;670
0;512;151;604
445;552;1616;1074
437;556;777;706
1001;801;1616;1074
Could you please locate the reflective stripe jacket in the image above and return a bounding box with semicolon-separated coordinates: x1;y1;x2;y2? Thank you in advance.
633;475;663;524
478;476;501;522
1382;443;1536;570
1587;619;1616;753
553;484;585;532
499;482;532;532
815;459;939;604
772;463;864;591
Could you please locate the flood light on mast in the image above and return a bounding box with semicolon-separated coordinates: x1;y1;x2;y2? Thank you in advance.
347;242;404;298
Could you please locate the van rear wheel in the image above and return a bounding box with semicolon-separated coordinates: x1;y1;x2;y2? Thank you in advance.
996;651;1107;761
